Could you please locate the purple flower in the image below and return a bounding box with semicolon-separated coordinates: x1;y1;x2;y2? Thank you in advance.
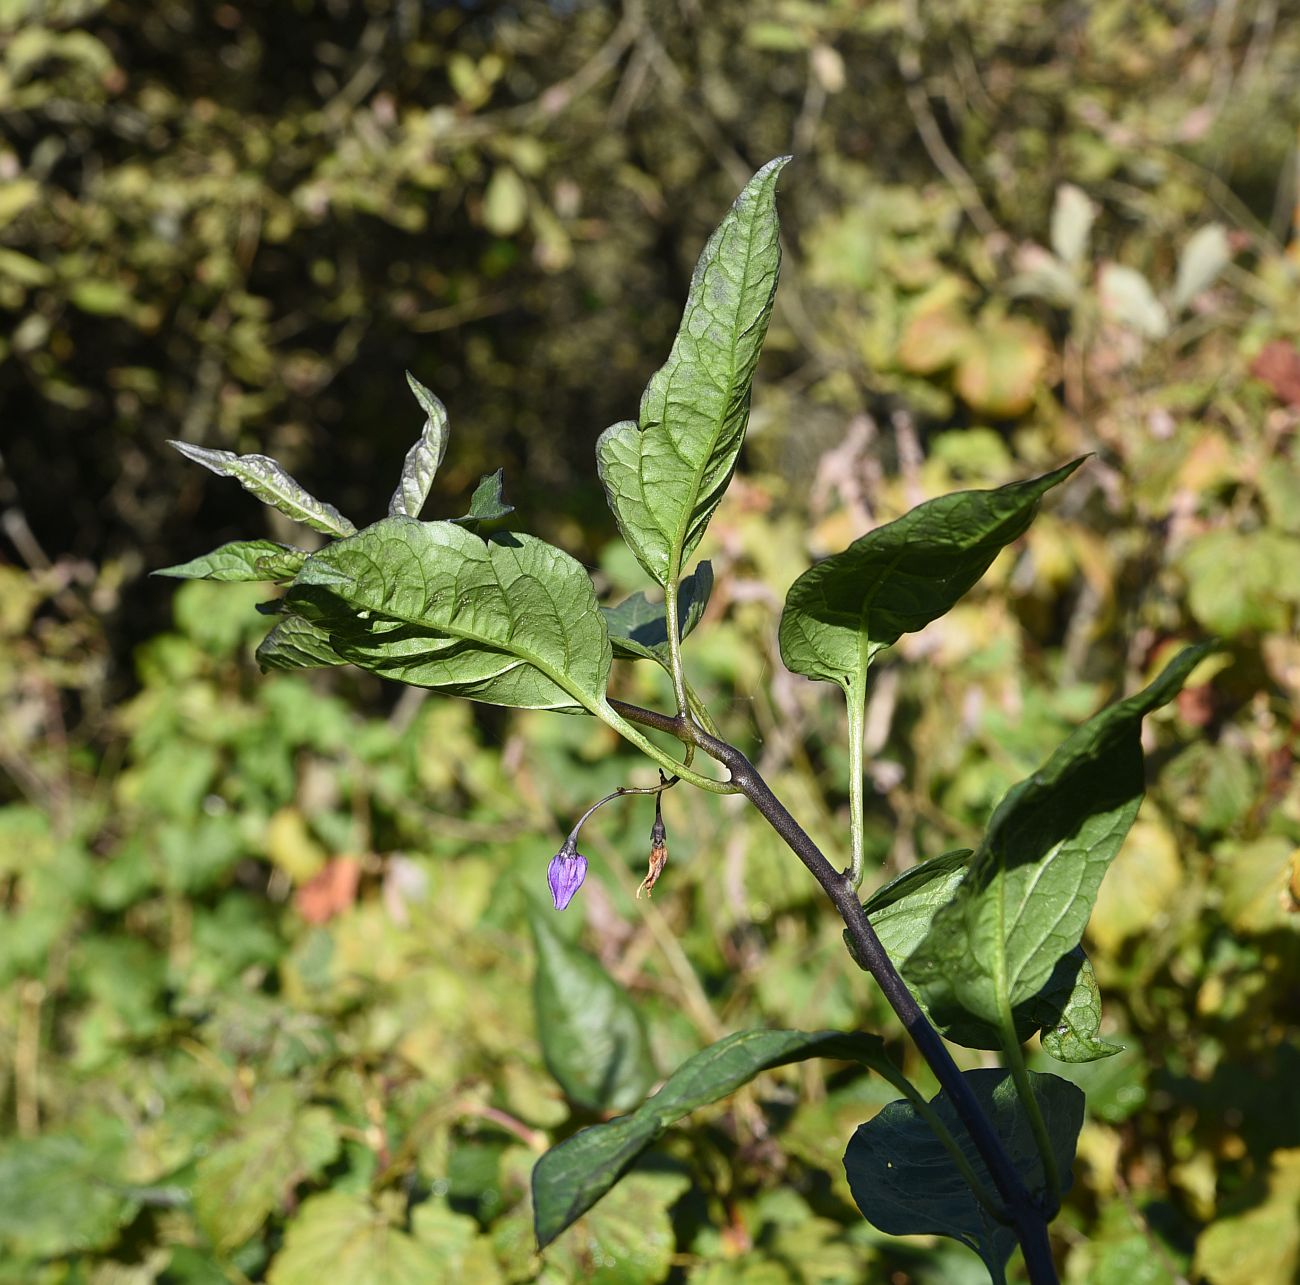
547;845;588;911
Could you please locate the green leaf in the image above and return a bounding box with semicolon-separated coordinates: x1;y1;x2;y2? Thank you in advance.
192;1085;340;1254
0;1130;137;1261
1193;1149;1300;1285
452;468;514;528
256;613;346;671
597;157;789;587
602;561;713;666
389;372;450;519
533;1027;889;1249
168;441;357;537
1098;263;1168;339
779;461;1083;688
843;1069;1083;1281
154;540;306;583
1050;183;1095;269
861;856;1119;1060
902;643;1215;1047
267;1192;450;1285
529;909;655;1114
539;1169;691;1283
1031;949;1122;1064
1172;223;1230;312
286;519;611;712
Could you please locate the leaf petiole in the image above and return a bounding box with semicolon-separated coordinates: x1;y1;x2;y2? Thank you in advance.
843;671;868;890
999;1004;1061;1212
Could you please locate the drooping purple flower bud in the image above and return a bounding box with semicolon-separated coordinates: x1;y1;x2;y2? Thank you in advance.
547;844;588;911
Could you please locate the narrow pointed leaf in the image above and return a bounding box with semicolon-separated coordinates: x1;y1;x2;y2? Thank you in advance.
388;373;450;518
285;518;611;712
597;158;790;586
779;461;1083;689
256;614;346;672
451;468;514;528
534;1027;889;1249
903;643;1216;1041
154;540;306;583
859;852;1116;1057
843;1069;1083;1280
602;561;713;665
168;441;356;537
529;910;654;1114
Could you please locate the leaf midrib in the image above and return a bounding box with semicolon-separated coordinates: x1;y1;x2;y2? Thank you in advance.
658;191;771;587
312;545;601;712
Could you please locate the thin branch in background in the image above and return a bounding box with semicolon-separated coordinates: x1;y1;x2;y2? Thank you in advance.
15;979;44;1138
897;0;1001;240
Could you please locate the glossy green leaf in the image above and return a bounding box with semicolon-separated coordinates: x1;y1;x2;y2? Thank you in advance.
192;1085;339;1253
452;468;514;528
388;372;450;519
529;909;655;1114
154;540;306;583
602;561;713;665
843;1069;1083;1281
903;644;1215;1045
168;441;356;537
285;519;611;712
779;461;1083;688
533;1027;889;1249
597;157;789;587
255;613;346;671
861;855;1119;1060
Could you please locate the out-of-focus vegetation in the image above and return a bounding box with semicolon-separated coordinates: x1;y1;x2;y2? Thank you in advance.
2;0;1299;1280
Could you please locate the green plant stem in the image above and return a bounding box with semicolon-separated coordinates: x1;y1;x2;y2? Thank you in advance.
842;675;867;889
663;575;691;720
597;699;736;795
607;698;1059;1285
999;1005;1061;1213
684;677;721;739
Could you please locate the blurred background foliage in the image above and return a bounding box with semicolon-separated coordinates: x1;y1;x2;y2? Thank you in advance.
2;0;1300;1280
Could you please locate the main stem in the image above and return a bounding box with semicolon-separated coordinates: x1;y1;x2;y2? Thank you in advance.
607;700;1059;1285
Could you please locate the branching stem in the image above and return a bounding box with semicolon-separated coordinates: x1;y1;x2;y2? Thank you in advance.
607;698;1060;1285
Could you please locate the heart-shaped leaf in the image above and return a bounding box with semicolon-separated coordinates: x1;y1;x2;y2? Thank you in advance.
597;157;789;587
285;519;611;712
843;1069;1083;1281
534;1027;889;1249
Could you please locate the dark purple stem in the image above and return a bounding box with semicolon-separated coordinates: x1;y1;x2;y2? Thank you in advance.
608;699;1059;1285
